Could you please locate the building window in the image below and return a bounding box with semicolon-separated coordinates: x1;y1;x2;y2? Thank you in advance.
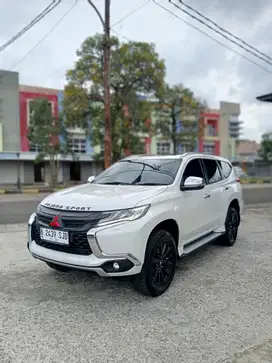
178;142;192;153
206;124;217;136
70;138;86;153
156;142;170;155
27;99;53;126
203;142;215;155
29;143;43;153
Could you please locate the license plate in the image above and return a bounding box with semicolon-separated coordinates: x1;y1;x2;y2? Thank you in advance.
40;227;69;245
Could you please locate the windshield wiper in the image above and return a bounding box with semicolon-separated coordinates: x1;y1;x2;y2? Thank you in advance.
135;183;168;186
99;182;130;185
121;160;160;170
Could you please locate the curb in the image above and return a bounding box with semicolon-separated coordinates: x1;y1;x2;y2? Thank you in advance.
0;188;64;194
240;180;272;184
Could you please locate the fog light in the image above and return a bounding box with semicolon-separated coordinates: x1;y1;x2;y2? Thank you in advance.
113;262;120;270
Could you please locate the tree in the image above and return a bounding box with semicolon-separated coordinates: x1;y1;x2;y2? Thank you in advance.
155;83;207;154
27;98;70;187
259;136;272;162
63;33;165;163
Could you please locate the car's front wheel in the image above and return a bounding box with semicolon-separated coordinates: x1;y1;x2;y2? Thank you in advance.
46;262;70;272
132;229;177;297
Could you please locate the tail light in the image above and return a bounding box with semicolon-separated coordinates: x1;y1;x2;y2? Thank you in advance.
236;177;240;183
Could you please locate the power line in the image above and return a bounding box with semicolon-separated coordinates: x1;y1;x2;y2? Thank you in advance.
0;0;61;52
2;0;150;71
177;0;272;63
169;0;272;67
152;1;272;74
111;0;151;28
10;0;78;70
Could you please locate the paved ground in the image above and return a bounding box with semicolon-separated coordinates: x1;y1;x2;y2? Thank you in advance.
1;185;272;224
1;204;272;363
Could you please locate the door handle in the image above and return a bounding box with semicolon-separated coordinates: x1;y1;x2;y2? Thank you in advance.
224;186;229;191
204;193;211;199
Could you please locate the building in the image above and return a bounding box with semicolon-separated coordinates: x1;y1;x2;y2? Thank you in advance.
235;139;260;162
0;69;243;184
0;71;102;185
219;101;242;160
198;110;220;155
0;70;22;185
151;101;242;159
0;70;21;152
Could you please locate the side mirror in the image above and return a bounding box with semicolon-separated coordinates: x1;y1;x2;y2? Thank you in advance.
181;176;205;191
87;175;95;183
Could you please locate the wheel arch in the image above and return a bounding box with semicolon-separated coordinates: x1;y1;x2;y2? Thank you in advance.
148;219;179;249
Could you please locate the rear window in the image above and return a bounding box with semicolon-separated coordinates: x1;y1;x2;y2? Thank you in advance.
218;161;232;179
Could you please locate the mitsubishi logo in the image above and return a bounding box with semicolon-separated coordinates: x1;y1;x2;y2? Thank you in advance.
49;215;61;228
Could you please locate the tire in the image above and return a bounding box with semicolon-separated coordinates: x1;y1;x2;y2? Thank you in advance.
132;229;177;297
220;206;239;246
46;262;70;272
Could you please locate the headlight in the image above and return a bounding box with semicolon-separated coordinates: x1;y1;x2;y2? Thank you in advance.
28;212;36;242
97;205;150;227
28;212;36;225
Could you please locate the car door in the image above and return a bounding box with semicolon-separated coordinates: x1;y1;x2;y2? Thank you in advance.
179;157;214;243
200;158;224;229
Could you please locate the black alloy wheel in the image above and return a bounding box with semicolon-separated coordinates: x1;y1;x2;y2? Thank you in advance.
220;207;239;246
132;229;177;297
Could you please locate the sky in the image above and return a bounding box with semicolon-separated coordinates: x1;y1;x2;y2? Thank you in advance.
1;0;272;142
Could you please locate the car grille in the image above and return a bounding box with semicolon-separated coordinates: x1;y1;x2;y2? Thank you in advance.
37;213;94;229
33;222;92;256
32;206;103;256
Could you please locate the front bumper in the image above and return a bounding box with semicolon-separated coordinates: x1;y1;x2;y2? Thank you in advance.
27;213;144;277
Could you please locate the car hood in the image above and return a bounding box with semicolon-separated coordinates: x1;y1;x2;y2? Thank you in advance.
40;183;168;212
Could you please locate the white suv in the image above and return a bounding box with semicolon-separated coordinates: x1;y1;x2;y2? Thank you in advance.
27;153;244;297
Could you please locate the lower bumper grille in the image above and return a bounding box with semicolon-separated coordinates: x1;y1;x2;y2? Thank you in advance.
33;222;92;256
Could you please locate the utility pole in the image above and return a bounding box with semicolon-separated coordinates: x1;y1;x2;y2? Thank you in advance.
103;0;111;169
87;0;112;169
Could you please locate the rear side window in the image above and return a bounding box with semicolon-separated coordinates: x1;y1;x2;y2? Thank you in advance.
202;159;222;184
218;161;232;179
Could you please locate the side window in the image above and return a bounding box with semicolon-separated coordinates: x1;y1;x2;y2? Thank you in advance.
202;159;222;184
218;161;232;179
182;158;205;183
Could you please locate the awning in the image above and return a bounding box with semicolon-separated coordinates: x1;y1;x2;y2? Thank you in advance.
256;93;272;102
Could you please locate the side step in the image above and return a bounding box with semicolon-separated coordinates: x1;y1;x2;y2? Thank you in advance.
182;232;223;256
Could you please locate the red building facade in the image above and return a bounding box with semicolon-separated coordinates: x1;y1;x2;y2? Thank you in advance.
19;85;59;152
198;111;220;156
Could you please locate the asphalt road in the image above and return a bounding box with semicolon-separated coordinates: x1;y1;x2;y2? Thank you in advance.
1;205;272;362
0;186;272;224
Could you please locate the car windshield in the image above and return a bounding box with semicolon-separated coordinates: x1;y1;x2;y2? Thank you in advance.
93;158;182;186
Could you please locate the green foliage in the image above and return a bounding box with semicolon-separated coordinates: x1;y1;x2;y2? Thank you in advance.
27;98;70;186
259;138;272;161
156;83;207;154
63;33;165;161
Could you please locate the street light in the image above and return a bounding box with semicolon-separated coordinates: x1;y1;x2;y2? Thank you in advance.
16;152;21;191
